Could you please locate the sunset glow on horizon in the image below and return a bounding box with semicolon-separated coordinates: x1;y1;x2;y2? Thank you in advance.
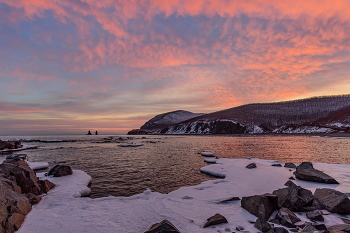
1;0;350;135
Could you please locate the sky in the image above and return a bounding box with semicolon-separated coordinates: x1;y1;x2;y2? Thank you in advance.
1;0;350;135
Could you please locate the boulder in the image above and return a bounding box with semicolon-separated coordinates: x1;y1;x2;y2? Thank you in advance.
246;163;257;169
203;213;228;228
297;162;314;169
47;165;73;177
273;227;289;233
145;220;181;233
241;194;278;220
294;167;338;184
284;163;297;169
0;141;22;150
306;210;324;221
0;160;41;195
5;154;28;163
314;188;350;214
254;218;273;232
25;193;42;205
38;179;55;193
272;164;282;167
284;180;297;187
272;186;314;211
275;208;301;228
327;224;350;233
302;224;318;232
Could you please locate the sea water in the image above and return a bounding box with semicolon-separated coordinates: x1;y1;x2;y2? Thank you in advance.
1;135;350;198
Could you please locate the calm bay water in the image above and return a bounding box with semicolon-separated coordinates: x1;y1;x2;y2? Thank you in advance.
1;135;350;198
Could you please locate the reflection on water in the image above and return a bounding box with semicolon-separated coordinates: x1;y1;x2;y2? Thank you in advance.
1;135;350;198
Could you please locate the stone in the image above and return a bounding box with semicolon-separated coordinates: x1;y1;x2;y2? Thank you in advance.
289;176;295;180
272;164;282;167
294;167;339;184
38;179;55;193
217;196;241;204
302;224;318;232
241;194;278;220
47;165;73;177
314;188;350;214
275;208;301;228
327;224;350;233
284;180;297;187
285;163;297;169
236;226;245;231
246;163;257;169
272;186;314;211
254;218;273;232
297;162;314;169
203;213;228;228
25;193;42;205
313;224;327;231
145;220;181;233
5;154;28;163
274;227;289;233
3;212;26;232
341;218;350;224
306;210;324;221
0;141;22;150
0;160;41;195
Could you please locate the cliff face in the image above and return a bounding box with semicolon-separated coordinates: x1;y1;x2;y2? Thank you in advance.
128;94;350;135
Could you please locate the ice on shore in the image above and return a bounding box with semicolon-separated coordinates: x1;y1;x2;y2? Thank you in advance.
18;158;350;233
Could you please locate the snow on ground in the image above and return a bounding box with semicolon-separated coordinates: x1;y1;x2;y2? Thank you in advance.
27;161;50;170
0;144;38;152
18;158;350;233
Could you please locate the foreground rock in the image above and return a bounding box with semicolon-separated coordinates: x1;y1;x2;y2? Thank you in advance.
314;188;350;214
241;194;278;220
272;186;314;211
203;213;228;228
47;165;73;177
145;220;181;233
254;218;273;232
274;208;301;228
0;141;23;150
294;167;339;184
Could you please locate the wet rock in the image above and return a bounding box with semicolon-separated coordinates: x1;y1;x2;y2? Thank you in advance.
38;179;55;193
284;180;297;187
294;167;339;184
254;218;273;232
302;224;318;232
0;160;41;195
272;186;313;211
314;188;350;214
145;219;181;233
203;213;228;228
327;224;350;233
285;163;297;169
47;165;73;177
273;227;289;233
272;164;282;167
306;210;324;221
297;162;314;169
275;208;301;228
246;163;257;169
241;194;278;220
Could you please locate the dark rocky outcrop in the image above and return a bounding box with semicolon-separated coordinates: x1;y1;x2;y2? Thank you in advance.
254;218;273;232
246;163;257;169
203;213;228;228
294;167;339;184
314;188;350;214
241;194;278;220
306;209;324;221
47;165;73;177
145;220;181;233
275;208;301;228
272;186;314;211
0;141;23;150
284;163;297;169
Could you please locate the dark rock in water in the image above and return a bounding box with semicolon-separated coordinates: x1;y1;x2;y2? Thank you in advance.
275;208;301;228
313;224;327;231
314;188;350;214
203;213;228;228
246;163;257;169
284;180;297;187
272;186;313;211
272;164;282;167
0;160;41;195
38;179;55;193
298;162;314;169
241;194;278;220
294;167;339;184
273;227;289;233
145;220;181;233
306;209;324;221
47;165;73;177
254;218;273;232
284;163;297;169
327;224;350;233
302;224;318;232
